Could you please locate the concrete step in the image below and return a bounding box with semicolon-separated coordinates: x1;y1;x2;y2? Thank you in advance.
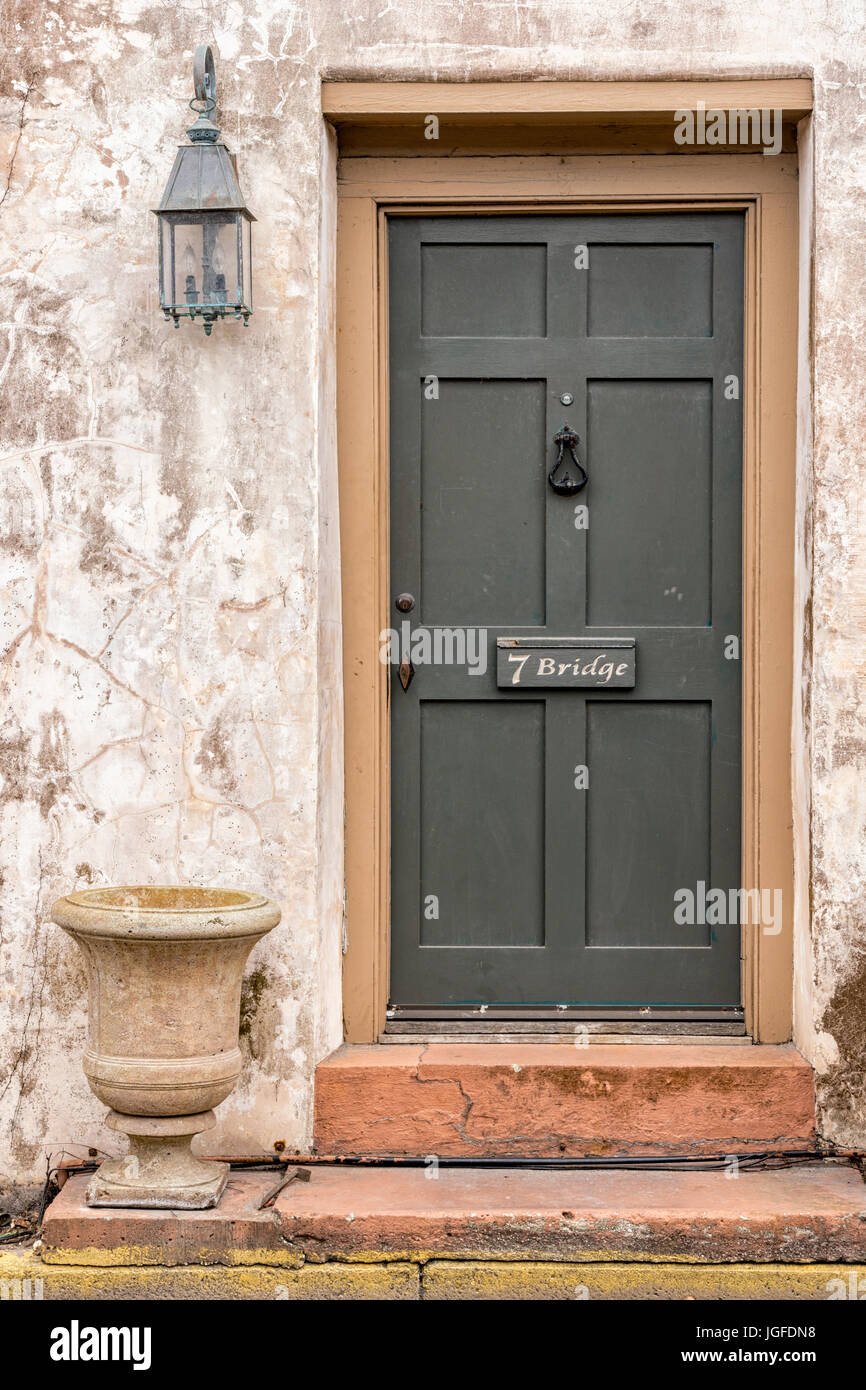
41;1162;866;1270
313;1043;816;1157
276;1161;866;1266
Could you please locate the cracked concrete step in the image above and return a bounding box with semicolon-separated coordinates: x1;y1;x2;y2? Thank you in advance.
272;1162;866;1265
313;1042;816;1157
41;1162;866;1267
41;1173;303;1267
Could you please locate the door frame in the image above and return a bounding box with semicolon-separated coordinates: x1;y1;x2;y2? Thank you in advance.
332;83;805;1044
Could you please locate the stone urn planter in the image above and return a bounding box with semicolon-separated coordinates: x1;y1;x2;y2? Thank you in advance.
51;885;280;1210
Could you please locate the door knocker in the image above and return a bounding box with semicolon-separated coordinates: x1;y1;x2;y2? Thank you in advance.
548;423;588;496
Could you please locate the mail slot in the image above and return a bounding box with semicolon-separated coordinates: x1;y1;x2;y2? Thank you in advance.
497;637;636;688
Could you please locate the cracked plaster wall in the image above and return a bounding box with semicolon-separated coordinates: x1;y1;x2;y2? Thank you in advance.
0;0;864;1185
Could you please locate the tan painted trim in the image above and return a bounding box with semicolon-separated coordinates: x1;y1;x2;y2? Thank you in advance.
336;196;390;1040
337;152;798;199
337;153;798;1045
336;126;801;159
324;79;813;122
742;186;799;1041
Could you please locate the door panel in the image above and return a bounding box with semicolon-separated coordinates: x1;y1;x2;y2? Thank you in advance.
420;701;545;948
586;243;713;338
421;242;548;337
585;701;711;950
421;379;547;627
388;213;743;1014
586;379;712;627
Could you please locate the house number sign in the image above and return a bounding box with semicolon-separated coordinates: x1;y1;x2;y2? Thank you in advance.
497;637;636;688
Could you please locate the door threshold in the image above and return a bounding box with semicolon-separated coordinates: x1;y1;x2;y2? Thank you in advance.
387;1007;745;1024
384;1013;746;1038
381;1019;750;1043
378;1031;753;1045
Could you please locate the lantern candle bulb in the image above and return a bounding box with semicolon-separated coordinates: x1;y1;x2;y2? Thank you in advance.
183;243;198;304
211;240;227;304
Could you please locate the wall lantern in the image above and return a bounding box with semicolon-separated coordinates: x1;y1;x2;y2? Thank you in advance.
154;46;255;335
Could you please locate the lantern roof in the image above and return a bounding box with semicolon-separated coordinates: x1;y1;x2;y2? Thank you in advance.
154;139;256;219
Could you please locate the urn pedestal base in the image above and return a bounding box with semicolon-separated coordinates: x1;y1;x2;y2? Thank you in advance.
87;1110;228;1210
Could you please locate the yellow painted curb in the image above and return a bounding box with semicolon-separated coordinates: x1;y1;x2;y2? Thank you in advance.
422;1260;866;1300
40;1243;305;1269
4;1248;865;1300
0;1249;418;1300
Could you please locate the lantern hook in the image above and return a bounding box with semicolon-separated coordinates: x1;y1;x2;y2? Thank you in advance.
193;45;217;106
186;45;219;142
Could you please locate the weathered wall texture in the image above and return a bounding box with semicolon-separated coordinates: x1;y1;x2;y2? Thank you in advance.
0;0;347;1189
0;0;864;1185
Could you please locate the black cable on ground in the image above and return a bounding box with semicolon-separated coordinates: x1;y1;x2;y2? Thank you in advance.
284;1149;834;1172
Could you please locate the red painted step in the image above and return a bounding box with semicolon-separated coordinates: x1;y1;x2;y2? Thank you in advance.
313;1043;816;1158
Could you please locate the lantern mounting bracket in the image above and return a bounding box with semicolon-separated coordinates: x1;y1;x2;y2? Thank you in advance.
187;46;219;144
193;45;216;105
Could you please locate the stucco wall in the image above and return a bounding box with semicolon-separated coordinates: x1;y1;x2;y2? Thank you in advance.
0;0;864;1188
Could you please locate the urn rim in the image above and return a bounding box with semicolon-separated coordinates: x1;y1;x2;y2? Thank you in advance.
51;884;281;940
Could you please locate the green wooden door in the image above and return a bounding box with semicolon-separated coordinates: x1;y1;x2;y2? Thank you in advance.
388;214;743;1020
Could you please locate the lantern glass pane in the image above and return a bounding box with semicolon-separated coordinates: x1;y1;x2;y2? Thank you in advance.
160;215;242;310
158;218;174;307
170;220;204;308
202;215;240;308
241;216;252;310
